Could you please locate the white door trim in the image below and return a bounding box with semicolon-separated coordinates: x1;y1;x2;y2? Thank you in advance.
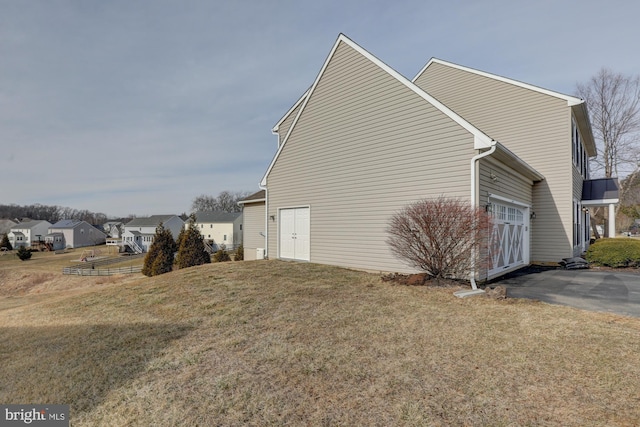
487;195;530;278
277;206;310;261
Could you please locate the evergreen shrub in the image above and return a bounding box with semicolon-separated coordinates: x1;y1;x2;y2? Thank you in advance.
585;238;640;267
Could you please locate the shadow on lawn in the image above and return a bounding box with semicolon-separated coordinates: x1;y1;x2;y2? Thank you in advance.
0;322;193;416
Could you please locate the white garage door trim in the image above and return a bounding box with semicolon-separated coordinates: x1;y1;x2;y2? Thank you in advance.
487;194;530;279
278;206;310;261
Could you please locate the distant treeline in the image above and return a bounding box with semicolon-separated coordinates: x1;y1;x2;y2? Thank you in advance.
0;203;126;225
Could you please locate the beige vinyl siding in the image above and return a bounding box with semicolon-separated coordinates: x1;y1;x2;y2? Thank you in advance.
266;41;476;273
479;157;533;206
242;202;265;260
415;63;573;262
277;102;303;146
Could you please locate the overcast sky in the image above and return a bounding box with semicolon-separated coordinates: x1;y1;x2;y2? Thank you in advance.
2;0;639;218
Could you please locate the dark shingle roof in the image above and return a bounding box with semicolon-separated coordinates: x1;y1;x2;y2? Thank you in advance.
582;178;619;201
238;190;265;204
193;212;241;223
125;215;181;227
10;220;48;229
50;219;83;229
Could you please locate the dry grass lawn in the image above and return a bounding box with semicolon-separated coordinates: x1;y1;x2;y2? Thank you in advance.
1;257;639;426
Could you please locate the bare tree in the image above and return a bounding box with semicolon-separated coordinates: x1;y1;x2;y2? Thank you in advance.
576;68;640;179
577;69;640;236
191;194;217;212
190;191;251;213
387;197;492;280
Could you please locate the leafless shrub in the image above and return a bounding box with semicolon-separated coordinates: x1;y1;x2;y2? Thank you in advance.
387;196;491;279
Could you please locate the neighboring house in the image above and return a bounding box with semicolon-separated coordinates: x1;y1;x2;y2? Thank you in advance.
122;215;184;253
46;219;107;250
8;220;52;249
255;34;616;279
190;212;243;250
101;221;124;238
0;219;17;238
238;190;266;260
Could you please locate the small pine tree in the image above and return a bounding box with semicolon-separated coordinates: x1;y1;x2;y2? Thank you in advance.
16;246;32;261
150;247;175;276
1;234;12;251
213;245;231;262
234;244;244;261
176;214;211;269
175;225;187;251
142;222;177;277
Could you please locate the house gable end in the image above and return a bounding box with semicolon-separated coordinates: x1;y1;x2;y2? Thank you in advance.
413;59;596;155
261;34;493;187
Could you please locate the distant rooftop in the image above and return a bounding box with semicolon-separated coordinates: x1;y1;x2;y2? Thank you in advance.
193;212;241;223
238;190;266;204
125;215;182;227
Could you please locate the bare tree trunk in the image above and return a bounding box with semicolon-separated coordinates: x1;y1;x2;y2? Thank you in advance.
590;216;601;239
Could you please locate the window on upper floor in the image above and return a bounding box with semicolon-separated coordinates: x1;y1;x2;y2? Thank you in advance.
572;118;588;179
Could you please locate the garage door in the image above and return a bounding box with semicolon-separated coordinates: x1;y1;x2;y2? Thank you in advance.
279;207;310;261
488;201;528;278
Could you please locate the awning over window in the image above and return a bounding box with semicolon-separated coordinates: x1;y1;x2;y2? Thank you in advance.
582;178;619;205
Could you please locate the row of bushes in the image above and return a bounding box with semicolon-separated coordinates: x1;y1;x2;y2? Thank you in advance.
585;238;640;268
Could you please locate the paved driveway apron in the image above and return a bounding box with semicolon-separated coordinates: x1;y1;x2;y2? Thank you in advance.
496;269;640;317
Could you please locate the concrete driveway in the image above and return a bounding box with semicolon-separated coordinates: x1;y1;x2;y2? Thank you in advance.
494;268;640;317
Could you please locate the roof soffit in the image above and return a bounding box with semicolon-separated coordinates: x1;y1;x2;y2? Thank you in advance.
572;103;597;157
492;142;544;182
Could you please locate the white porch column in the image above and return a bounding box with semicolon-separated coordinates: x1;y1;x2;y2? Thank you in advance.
609;203;616;238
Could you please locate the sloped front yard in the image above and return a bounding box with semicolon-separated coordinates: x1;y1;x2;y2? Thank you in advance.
1;260;639;426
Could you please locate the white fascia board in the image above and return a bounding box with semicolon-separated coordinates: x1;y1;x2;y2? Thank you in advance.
494;142;545;182
261;35;345;187
271;88;311;133
261;35;494;186
237;198;265;205
581;199;620;206
336;36;494;148
415;58;585;107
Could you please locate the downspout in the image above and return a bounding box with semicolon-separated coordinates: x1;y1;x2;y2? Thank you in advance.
259;184;268;259
469;141;497;290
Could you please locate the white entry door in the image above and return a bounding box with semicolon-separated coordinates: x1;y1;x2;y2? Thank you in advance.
279;207;310;261
488;201;529;278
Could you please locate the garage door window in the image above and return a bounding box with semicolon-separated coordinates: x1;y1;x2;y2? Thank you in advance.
488;200;528;278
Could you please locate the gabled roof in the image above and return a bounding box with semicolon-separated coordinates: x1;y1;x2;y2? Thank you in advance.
261;34;499;187
193;212;241;223
124;215;181;228
238;190;265;205
50;219;84;229
10;220;49;230
414;58;596;156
